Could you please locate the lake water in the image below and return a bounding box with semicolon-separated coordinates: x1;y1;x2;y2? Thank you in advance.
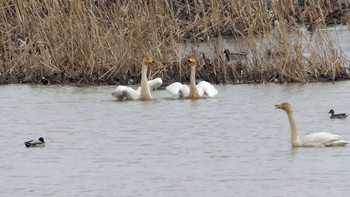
1;82;350;196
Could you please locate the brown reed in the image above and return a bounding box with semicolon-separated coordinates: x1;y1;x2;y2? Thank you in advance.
0;0;349;85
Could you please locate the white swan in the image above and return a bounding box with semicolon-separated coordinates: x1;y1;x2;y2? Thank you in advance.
166;57;218;99
111;58;162;101
276;102;348;147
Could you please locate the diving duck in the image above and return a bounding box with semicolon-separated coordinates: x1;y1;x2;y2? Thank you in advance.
25;137;45;148
328;109;348;119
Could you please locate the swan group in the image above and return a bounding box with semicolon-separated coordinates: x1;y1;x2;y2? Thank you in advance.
112;57;218;101
276;102;348;147
110;57;348;148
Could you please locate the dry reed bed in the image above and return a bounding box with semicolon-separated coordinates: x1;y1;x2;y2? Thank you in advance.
0;0;349;85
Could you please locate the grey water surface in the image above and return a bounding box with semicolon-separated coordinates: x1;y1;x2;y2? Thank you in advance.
1;82;350;197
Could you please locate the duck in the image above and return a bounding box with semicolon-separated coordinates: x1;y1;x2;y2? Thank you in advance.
166;57;218;99
223;49;246;63
111;58;162;101
275;102;348;147
328;109;348;119
40;77;50;85
25;137;45;148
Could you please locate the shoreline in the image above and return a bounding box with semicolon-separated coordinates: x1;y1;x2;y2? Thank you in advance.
1;1;350;85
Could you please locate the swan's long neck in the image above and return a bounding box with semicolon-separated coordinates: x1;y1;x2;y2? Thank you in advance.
139;64;152;100
188;65;201;99
286;109;301;147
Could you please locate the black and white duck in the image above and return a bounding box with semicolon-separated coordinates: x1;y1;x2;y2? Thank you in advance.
25;137;45;148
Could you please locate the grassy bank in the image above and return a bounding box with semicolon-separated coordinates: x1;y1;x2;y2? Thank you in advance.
0;0;350;85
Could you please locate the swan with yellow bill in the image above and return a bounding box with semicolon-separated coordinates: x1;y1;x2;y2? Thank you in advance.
275;102;348;147
166;57;218;99
111;58;162;101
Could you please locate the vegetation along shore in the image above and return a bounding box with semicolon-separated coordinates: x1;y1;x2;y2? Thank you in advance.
1;0;350;86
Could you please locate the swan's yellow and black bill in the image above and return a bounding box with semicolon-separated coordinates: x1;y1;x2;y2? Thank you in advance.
275;103;289;109
145;57;154;64
275;103;283;109
188;57;196;64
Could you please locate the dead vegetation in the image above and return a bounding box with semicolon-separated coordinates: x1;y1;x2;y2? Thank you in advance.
0;0;349;85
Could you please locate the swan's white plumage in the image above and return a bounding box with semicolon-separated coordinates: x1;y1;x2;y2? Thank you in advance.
302;132;348;147
165;82;190;98
166;81;217;98
197;81;218;97
147;77;163;90
111;85;140;101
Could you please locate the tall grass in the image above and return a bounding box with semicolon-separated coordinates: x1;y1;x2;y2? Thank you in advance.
0;0;349;85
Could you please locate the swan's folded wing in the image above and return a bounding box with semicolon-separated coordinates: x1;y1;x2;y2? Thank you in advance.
112;85;127;99
181;85;190;97
166;82;190;98
166;82;183;95
147;78;163;90
112;86;139;100
303;132;347;146
197;81;218;97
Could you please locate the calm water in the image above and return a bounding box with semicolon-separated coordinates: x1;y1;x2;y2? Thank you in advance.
1;82;350;196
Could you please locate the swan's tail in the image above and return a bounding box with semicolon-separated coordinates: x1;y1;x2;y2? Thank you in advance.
327;140;348;147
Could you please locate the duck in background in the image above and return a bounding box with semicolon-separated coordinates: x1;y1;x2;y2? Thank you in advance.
328;109;348;119
25;137;45;148
40;77;50;85
223;49;246;63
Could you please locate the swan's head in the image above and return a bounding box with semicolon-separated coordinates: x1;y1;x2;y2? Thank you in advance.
328;109;334;115
188;57;196;66
275;102;292;113
145;57;154;65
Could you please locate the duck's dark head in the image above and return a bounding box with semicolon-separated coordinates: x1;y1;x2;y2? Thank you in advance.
38;137;45;143
223;49;230;61
40;77;49;85
24;142;31;148
328;109;334;115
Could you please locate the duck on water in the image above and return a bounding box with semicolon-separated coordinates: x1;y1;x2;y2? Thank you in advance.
25;137;45;148
328;109;348;119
